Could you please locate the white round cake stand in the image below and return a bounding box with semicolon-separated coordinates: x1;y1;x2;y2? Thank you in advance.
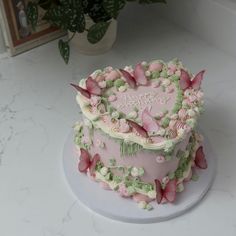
62;130;216;223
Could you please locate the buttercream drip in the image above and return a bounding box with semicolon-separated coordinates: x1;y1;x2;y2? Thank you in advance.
75;58;204;151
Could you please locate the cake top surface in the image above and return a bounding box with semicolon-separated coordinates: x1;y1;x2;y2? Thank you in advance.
72;59;204;151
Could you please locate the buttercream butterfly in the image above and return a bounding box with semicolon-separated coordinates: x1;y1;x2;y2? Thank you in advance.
155;179;177;204
78;148;100;175
70;77;102;99
179;69;205;90
127;108;160;138
194;146;207;169
119;63;148;88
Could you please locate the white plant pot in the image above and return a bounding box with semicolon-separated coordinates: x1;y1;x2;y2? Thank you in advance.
69;17;117;55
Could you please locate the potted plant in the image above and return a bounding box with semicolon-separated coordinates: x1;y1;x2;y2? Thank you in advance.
27;0;166;63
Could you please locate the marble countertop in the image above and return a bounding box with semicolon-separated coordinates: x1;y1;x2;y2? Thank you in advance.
0;8;236;236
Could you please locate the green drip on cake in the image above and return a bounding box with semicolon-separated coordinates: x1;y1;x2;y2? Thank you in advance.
120;140;143;156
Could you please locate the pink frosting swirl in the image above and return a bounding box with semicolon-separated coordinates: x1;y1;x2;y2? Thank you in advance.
105;70;120;81
108;94;117;102
151;80;160;88
90;96;101;106
95;75;105;82
168;64;177;72
169;120;176;129
156;155;165;163
99;181;111;190
149;62;163;72
98;81;106;88
167;129;177;138
178;108;187;120
118;183;130;197
175;121;185;130
133;193;152;203
118;119;130;133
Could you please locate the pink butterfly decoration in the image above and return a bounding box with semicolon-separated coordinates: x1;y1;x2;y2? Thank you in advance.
120;63;148;87
70;77;102;99
78;148;100;175
142;108;160;133
194;146;207;169
155;179;177;204
179;69;205;90
126;108;160;138
126;119;148;138
119;69;136;88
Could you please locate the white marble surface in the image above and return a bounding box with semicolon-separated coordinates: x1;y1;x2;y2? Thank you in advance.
0;7;236;236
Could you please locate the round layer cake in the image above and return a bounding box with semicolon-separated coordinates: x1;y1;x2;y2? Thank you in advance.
72;59;207;209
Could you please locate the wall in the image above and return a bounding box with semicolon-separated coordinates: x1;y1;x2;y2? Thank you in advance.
156;0;236;58
0;24;6;54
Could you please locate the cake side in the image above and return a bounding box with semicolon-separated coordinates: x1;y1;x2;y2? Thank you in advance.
74;122;205;208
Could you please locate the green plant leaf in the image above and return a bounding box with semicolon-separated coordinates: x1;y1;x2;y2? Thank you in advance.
44;2;85;33
138;0;166;3
26;2;38;31
82;0;89;10
58;39;70;64
38;0;52;10
87;21;111;44
43;6;64;28
86;0;111;23
103;0;126;19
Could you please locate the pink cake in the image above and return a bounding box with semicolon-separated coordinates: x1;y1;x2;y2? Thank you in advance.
71;59;207;210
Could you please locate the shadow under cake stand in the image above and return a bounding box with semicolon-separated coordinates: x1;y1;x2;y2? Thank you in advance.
62;130;216;223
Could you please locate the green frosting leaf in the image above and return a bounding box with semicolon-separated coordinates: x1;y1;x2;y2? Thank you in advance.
170;75;180;82
161;117;170;128
120;140;143;156
109;158;116;166
165;155;172;161
95;161;103;172
114;78;125;88
142;183;153;193
113;176;122;183
168;172;175;180
151;71;160;79
106;80;114;88
138;167;145;176
176;150;185;159
175;168;183;179
107;105;115;114
105;172;113;181
127;186;135;194
164;140;175;154
74;125;91;150
171;80;184;114
160;70;168;78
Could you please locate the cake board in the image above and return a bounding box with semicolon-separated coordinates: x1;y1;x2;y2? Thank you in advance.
62;130;216;223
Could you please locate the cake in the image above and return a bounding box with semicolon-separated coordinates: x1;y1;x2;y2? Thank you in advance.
71;59;207;210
